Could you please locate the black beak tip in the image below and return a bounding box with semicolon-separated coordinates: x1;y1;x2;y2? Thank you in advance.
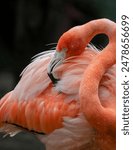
47;73;60;85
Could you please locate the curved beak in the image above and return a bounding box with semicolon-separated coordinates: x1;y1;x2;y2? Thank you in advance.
47;51;66;84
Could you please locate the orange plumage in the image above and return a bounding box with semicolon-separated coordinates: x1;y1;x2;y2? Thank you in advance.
0;19;116;150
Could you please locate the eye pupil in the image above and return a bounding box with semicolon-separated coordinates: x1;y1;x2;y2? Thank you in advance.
62;48;67;52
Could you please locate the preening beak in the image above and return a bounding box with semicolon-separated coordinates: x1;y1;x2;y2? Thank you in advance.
47;50;66;84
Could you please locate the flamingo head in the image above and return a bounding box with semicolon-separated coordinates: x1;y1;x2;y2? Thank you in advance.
47;26;87;84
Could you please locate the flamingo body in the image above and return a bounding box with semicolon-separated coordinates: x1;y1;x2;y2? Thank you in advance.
0;47;98;134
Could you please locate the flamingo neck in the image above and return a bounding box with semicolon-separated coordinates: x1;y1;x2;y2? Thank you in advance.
79;19;116;134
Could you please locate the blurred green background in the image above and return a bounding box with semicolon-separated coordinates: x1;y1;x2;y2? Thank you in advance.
0;0;115;149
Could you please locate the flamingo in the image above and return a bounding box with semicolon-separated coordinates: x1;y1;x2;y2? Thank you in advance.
0;18;116;150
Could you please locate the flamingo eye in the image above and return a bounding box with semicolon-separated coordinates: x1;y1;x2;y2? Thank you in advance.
62;48;67;53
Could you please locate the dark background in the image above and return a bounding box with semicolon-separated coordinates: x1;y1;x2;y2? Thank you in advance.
0;0;115;149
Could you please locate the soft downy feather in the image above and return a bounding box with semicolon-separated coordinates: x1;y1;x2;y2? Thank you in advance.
12;50;54;101
11;44;99;102
37;114;98;150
